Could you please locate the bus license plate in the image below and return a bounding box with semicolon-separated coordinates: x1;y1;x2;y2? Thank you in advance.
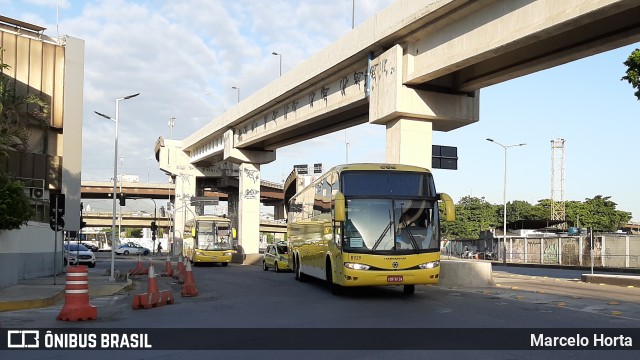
387;275;403;283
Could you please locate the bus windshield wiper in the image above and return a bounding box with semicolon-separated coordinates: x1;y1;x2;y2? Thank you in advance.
399;205;419;253
371;210;393;252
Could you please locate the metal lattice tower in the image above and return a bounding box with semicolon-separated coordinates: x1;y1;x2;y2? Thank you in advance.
550;139;566;228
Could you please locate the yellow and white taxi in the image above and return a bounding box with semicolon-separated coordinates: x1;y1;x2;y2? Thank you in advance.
262;243;289;272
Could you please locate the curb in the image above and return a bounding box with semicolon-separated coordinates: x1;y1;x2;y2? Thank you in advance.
0;287;65;312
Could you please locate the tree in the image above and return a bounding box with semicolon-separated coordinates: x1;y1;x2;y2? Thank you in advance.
578;195;631;232
621;48;640;101
0;47;49;232
441;196;499;239
0;173;34;231
125;228;143;238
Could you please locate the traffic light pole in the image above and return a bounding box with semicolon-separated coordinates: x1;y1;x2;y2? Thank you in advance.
151;199;157;256
52;195;58;285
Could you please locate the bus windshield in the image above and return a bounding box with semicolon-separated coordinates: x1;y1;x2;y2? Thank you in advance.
343;198;438;254
196;221;232;250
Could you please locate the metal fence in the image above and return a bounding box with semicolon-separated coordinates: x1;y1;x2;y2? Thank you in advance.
443;235;640;270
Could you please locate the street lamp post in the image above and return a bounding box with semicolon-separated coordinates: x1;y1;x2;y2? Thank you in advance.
272;52;282;77
118;156;123;244
168;117;175;139
486;138;526;265
231;86;240;103
94;92;140;281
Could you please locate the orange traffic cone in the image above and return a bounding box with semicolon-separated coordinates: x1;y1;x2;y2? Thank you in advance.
178;257;189;284
129;254;148;276
132;264;174;310
161;255;173;277
57;265;97;321
172;255;183;280
181;261;198;297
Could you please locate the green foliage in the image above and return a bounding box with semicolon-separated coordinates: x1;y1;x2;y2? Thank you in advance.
442;194;631;239
572;195;631;232
621;48;640;101
441;196;499;239
125;228;143;238
0;47;50;157
0;173;34;231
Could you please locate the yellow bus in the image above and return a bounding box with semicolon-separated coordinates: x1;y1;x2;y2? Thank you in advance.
287;163;455;295
183;215;235;266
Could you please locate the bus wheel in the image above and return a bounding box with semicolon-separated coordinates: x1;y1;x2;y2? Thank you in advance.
295;256;307;282
221;262;228;267
403;285;415;295
263;261;268;271
326;265;343;295
274;261;280;273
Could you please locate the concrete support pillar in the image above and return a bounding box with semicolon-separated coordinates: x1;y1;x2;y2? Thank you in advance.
227;191;239;239
273;204;286;221
385;118;433;169
173;173;196;255
238;163;261;255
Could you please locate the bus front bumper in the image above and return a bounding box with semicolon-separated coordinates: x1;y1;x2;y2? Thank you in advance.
338;267;440;287
193;251;234;263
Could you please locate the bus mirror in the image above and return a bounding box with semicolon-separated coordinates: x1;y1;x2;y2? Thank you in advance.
334;192;346;222
191;228;196;237
438;193;455;222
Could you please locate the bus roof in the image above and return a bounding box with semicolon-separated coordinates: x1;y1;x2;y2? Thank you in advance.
330;163;432;173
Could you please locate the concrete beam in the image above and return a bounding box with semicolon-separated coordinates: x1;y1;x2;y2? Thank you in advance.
370;44;479;131
223;130;276;164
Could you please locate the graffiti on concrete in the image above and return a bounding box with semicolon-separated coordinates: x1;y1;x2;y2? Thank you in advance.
340;76;349;96
244;168;259;184
309;91;316;108
244;189;259;200
321;86;329;104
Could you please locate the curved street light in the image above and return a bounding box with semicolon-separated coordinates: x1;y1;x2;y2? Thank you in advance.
94;92;140;281
272;52;282;77
231;86;240;103
486;138;526;264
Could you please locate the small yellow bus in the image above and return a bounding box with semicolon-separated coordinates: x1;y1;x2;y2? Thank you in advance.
183;215;235;266
287;163;455;295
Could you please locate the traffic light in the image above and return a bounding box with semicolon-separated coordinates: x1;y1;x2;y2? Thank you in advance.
150;221;157;240
80;202;87;229
49;193;65;231
119;193;126;206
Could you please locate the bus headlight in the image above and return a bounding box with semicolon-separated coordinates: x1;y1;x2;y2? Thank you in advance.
223;252;233;256
195;250;204;256
419;261;440;269
344;262;370;270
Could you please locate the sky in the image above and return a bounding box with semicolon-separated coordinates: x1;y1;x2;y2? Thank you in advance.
2;0;639;222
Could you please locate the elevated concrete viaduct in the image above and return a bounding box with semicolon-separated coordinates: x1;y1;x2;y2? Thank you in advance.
155;0;640;257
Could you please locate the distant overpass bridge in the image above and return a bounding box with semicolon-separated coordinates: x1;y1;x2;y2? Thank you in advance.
82;211;286;234
81;180;284;204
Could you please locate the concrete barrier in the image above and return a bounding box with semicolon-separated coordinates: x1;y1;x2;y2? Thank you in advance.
581;273;640;287
439;260;495;288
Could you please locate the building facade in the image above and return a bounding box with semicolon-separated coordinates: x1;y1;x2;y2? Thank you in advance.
0;16;84;288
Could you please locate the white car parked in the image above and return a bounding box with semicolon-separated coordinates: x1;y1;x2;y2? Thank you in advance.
63;243;96;268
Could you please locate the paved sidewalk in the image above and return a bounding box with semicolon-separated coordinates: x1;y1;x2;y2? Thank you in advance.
0;268;132;312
